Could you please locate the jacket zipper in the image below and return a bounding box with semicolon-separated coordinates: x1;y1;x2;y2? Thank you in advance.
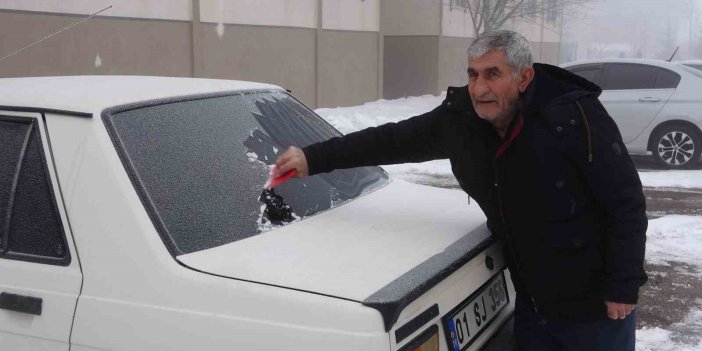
493;151;540;315
492;116;539;313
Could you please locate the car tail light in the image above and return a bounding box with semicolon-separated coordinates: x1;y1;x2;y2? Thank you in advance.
399;325;439;351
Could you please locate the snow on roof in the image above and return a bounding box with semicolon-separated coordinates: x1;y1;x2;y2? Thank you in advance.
0;76;281;115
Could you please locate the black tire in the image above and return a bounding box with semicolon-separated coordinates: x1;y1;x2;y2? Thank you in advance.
650;124;702;169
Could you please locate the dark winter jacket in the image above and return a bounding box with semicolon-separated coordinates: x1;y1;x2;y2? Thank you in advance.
303;63;648;320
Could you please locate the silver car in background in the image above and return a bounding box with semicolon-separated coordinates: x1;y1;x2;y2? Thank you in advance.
561;59;702;169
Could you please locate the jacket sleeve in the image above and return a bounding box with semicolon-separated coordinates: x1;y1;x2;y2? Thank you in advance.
303;105;449;175
566;97;648;304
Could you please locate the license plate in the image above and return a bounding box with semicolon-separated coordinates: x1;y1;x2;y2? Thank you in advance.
442;272;509;351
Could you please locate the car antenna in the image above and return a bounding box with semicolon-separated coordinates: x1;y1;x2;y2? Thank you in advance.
667;46;679;62
0;5;112;64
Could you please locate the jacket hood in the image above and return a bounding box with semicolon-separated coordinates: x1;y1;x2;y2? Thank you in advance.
523;63;601;114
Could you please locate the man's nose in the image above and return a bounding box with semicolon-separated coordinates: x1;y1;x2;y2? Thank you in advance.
471;76;491;97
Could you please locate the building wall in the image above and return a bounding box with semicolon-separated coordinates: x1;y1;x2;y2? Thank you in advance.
383;36;439;99
381;0;440;36
0;10;192;78
0;0;192;20
323;0;379;32
0;1;382;109
199;0;316;28
318;30;379;107
438;36;472;90
196;23;317;107
1;2;562;107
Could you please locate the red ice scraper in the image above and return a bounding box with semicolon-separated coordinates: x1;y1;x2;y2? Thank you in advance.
264;167;297;189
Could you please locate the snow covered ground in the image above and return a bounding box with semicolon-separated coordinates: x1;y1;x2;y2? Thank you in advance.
637;216;702;350
639;171;702;189
315;93;702;350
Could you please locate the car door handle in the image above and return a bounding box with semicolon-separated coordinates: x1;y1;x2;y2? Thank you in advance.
638;97;661;102
0;292;42;315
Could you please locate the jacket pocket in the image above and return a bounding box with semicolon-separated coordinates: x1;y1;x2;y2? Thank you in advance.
545;213;602;250
543;213;606;301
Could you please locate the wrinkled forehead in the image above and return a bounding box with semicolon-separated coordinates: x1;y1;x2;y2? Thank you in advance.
467;49;511;72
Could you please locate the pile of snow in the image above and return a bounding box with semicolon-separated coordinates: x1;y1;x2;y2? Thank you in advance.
316;93;445;135
639;170;702;190
645;215;702;276
637;308;702;350
316;93;452;179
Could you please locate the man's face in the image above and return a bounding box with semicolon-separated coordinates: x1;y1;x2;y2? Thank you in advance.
467;50;532;125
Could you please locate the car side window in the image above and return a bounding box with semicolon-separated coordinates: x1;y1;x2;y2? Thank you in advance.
601;63;659;90
568;65;602;86
654;68;681;89
0;116;70;266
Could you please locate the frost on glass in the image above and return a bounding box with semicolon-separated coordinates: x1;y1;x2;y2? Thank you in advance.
109;92;387;254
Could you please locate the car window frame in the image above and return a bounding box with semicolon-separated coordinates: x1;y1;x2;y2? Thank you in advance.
0;114;72;266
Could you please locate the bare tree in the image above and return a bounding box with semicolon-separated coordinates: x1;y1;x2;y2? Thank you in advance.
457;0;589;35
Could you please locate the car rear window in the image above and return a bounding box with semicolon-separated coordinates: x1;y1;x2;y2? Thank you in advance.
601;63;680;90
104;91;388;255
683;63;702;71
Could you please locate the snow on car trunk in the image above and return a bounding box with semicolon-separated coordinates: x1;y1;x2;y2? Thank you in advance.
176;180;487;301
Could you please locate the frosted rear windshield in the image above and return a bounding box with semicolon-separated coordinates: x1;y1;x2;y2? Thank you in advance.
104;91;388;255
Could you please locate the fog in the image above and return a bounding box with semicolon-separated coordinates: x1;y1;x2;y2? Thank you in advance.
561;0;702;63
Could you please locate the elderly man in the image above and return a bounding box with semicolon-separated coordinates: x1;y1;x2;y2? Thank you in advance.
274;30;647;350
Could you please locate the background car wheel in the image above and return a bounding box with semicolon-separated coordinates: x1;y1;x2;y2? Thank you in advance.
651;125;702;169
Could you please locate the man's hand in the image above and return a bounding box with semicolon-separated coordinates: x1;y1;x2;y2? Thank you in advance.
605;301;636;320
274;147;309;178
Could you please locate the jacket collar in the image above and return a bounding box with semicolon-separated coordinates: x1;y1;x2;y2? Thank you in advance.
444;86;496;136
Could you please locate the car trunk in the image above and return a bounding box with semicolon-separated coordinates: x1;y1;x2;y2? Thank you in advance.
176;180;489;303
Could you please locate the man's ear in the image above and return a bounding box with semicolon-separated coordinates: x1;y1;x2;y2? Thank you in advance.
518;67;535;93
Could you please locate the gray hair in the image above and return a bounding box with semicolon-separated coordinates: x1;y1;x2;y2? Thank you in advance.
466;30;533;75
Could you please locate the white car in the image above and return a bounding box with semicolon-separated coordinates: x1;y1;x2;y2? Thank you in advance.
561;58;702;168
0;76;514;351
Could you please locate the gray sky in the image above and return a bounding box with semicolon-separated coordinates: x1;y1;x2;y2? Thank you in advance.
562;0;702;61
